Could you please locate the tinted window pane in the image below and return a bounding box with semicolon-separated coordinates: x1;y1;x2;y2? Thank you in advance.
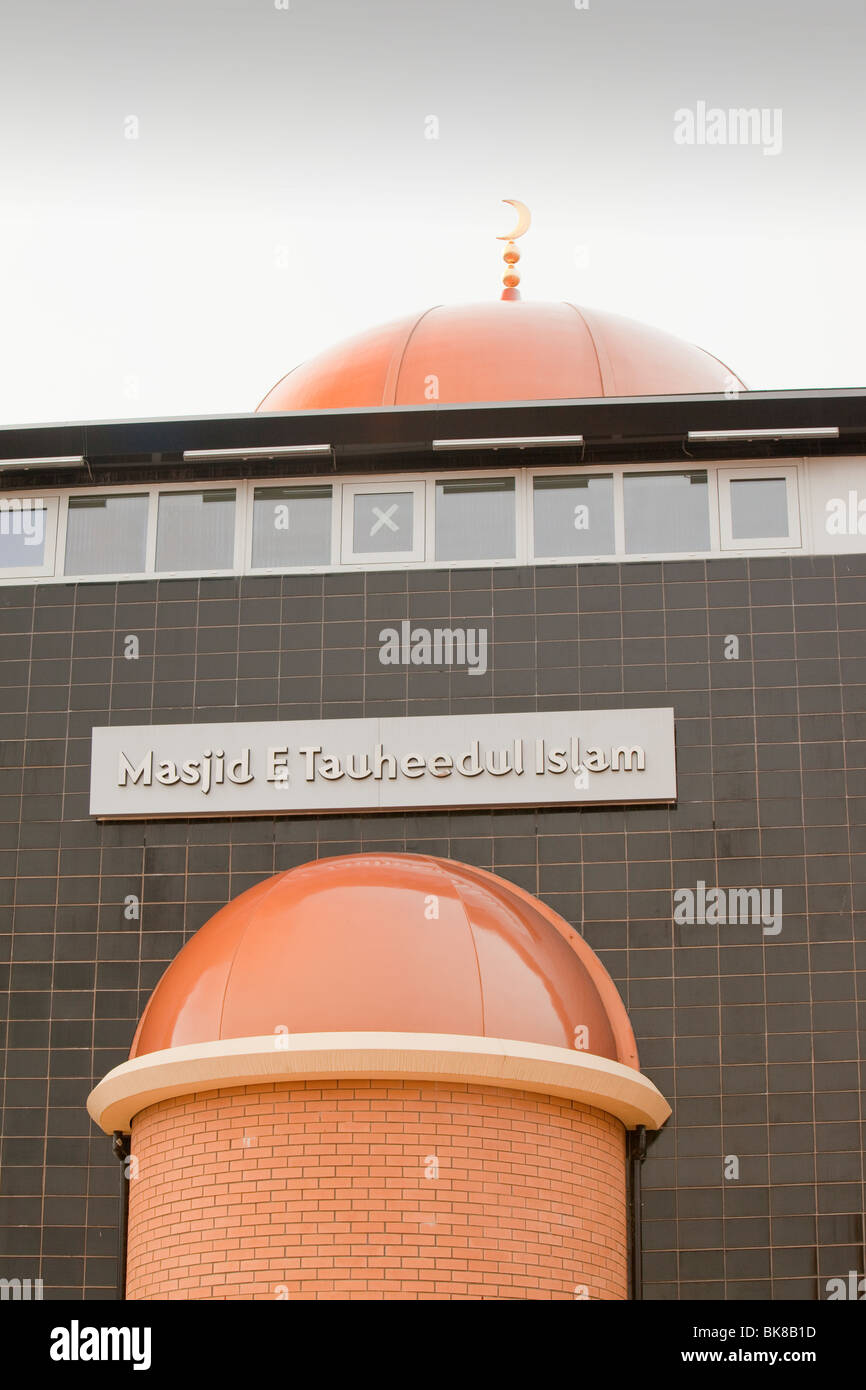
533;475;614;557
352;490;414;554
65;494;148;575
0;502;47;568
624;471;710;554
730;477;789;539
252;485;332;567
156;490;235;571
435;478;515;561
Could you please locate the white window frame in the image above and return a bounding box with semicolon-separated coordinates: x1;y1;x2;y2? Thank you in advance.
152;481;243;578
528;468;617;564
57;479;245;582
619;462;719;560
341;478;426;566
431;470;524;567
245;481;337;573
717;463;802;551
0;456;834;587
0;495;59;578
60;489;151;579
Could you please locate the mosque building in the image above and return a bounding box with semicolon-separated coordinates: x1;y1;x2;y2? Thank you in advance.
1;206;864;1300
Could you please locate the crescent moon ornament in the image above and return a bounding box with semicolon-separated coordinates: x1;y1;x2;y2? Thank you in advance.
496;199;531;241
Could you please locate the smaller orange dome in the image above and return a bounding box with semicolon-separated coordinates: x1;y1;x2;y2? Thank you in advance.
130;854;638;1068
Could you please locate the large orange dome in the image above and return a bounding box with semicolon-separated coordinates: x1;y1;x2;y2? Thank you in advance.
130;853;638;1067
257;299;744;410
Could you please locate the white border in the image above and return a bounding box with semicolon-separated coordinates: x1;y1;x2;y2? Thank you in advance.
530;470;617;561
621;465;716;561
245;481;336;572
0;496;58;578
152;483;239;579
433;472;520;565
86;1031;672;1134
340;478;426;566
717;463;802;551
59;490;149;578
0;456;843;587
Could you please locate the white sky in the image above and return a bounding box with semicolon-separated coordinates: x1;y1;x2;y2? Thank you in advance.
1;0;864;427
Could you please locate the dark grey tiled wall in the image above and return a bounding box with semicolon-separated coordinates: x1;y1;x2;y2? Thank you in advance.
0;552;864;1299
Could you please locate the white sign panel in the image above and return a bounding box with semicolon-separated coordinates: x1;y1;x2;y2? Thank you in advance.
89;708;677;818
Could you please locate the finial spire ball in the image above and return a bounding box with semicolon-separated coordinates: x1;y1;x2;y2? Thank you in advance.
496;199;531;301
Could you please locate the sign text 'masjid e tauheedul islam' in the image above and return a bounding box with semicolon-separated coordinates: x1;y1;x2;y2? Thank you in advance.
89;709;677;817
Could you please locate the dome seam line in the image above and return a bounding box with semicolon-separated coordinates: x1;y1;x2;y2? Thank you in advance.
563;301;612;396
693;342;747;391
449;874;487;1038
381;305;441;405
215;869;295;1040
254;362;305;412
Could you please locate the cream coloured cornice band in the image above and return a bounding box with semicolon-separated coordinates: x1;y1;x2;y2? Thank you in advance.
87;1031;671;1134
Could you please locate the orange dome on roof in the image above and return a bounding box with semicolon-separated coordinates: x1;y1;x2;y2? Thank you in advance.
130;853;638;1068
256;299;744;411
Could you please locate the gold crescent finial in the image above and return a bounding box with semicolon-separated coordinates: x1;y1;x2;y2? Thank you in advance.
496;200;531;241
496;199;531;300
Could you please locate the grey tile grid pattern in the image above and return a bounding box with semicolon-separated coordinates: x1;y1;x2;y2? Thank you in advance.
0;551;863;1298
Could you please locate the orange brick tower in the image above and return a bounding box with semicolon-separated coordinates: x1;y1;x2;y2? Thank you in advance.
87;854;669;1300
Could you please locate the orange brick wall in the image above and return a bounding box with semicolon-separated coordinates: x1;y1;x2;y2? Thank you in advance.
126;1079;628;1300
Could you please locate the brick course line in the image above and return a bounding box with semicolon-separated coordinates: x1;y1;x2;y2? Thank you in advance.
126;1078;627;1301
